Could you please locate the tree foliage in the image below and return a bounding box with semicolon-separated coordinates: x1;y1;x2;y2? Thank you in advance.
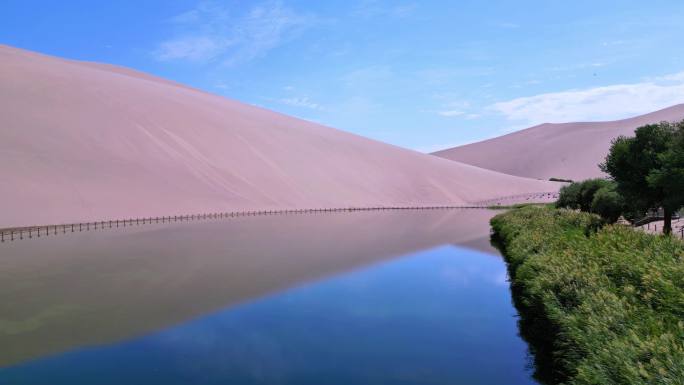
556;179;622;222
556;182;582;210
601;121;684;234
590;186;623;224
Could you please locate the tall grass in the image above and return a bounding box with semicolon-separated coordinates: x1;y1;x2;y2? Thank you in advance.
491;206;684;384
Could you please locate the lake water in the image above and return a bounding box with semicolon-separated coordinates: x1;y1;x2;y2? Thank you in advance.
0;209;536;384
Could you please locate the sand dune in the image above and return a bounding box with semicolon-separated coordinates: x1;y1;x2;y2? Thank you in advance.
433;104;684;181
0;45;555;228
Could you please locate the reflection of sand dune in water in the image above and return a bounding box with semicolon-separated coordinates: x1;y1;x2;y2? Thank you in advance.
0;209;498;368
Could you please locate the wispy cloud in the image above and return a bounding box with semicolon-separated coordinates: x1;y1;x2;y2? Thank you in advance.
155;1;317;65
548;61;607;72
342;66;393;89
491;71;684;125
428;100;472;119
659;71;684;82
279;96;322;110
493;22;520;29
353;0;416;19
156;36;229;62
438;110;465;117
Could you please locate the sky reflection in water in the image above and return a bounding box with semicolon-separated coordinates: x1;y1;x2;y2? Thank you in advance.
0;210;536;384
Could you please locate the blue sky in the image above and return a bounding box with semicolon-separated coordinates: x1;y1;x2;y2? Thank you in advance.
2;0;684;151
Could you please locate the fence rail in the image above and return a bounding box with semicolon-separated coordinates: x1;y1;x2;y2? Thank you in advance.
0;192;563;244
6;195;680;244
471;191;559;206
638;218;684;239
0;206;472;244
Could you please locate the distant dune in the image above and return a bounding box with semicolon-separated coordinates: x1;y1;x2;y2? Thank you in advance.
433;104;684;181
0;45;555;228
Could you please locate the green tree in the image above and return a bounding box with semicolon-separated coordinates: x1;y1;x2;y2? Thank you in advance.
591;185;623;223
577;179;612;212
556;182;582;209
601;121;684;235
556;179;617;216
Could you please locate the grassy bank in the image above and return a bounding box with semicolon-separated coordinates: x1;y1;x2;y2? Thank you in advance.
491;206;684;384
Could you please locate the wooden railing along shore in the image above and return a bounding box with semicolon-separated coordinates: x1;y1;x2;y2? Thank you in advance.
0;192;560;244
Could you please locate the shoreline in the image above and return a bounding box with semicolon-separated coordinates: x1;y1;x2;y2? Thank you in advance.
0;191;558;243
491;206;684;384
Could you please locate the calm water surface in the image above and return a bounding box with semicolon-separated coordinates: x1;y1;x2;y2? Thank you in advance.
0;210;536;384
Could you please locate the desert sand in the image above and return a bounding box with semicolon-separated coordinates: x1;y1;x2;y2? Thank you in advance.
433;104;684;181
638;218;684;238
0;45;556;228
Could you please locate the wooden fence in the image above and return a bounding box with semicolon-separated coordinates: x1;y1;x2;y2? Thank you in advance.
0;206;466;243
0;191;562;244
640;218;684;239
471;191;559;206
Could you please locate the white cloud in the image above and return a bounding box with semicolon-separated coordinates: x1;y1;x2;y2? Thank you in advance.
342;66;393;88
659;71;684;82
548;61;607;72
353;0;416;19
156;36;230;62
279;97;322;110
155;1;316;65
491;72;684;126
430;100;471;118
438;110;465;117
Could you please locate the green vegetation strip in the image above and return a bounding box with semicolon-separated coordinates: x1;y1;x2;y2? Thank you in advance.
491;206;684;385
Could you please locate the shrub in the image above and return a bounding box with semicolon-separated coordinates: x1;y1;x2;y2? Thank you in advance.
491;206;684;384
591;186;624;223
577;178;612;212
556;182;582;209
556;179;617;215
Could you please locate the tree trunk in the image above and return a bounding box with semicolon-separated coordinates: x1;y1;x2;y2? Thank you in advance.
664;207;673;236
